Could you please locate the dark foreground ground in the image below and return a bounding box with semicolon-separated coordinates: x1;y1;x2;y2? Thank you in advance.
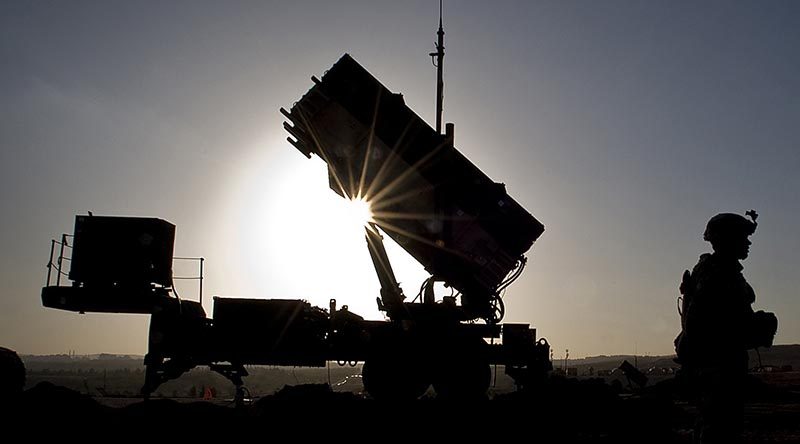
5;374;799;442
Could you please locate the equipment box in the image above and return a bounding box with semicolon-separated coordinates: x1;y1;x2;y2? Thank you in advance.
68;215;175;287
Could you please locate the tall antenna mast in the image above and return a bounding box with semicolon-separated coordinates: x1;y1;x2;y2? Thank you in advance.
430;0;445;134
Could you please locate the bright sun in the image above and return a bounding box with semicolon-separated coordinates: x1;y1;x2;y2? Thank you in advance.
233;151;428;321
343;197;374;228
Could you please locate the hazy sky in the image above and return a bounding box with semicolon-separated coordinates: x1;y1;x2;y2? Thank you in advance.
2;1;798;358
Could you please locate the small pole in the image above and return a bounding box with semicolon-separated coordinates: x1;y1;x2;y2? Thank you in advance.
46;239;56;286
199;257;204;308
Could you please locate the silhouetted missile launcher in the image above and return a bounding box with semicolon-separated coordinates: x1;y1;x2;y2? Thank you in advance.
40;55;551;401
282;54;544;321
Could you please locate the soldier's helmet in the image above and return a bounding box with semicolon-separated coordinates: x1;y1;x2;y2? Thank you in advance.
703;211;757;243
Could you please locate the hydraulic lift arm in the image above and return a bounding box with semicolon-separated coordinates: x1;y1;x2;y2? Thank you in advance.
364;222;407;320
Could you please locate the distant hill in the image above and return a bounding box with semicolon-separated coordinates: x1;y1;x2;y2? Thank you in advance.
564;355;673;373
21;354;144;371
748;344;800;370
566;344;800;372
19;344;800;373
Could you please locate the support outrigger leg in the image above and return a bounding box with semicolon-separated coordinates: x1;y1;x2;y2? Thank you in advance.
142;354;195;399
210;363;249;407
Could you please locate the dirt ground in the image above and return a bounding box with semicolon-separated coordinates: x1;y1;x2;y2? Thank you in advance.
5;372;799;442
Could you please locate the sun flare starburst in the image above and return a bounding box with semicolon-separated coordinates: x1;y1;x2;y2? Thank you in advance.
344;197;374;228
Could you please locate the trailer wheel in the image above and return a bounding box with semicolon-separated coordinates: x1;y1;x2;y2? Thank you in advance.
362;335;430;401
433;338;490;400
362;355;429;400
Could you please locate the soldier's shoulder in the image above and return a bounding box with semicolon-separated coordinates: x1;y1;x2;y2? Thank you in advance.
691;253;714;275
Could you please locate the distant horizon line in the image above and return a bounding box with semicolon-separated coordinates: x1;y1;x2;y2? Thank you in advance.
17;343;800;361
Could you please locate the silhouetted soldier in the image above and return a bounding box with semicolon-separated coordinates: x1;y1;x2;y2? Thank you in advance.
675;210;777;444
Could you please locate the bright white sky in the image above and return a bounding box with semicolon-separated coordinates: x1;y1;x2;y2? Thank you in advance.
1;1;798;358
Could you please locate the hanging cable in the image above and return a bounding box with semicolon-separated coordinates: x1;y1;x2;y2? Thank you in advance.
496;257;527;295
413;276;432;303
171;283;183;316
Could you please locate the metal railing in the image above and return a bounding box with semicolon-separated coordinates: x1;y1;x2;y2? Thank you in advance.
172;256;205;306
45;234;73;287
44;237;205;305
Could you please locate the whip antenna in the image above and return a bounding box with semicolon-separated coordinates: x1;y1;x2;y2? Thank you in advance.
429;0;445;134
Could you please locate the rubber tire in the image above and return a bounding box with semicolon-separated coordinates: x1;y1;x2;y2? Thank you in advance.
433;338;491;400
362;353;430;400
